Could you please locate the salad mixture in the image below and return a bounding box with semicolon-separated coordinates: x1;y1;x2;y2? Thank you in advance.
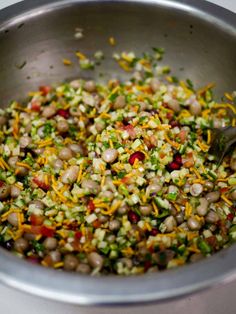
0;50;236;275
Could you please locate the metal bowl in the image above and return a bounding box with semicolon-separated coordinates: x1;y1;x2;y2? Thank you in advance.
0;0;235;306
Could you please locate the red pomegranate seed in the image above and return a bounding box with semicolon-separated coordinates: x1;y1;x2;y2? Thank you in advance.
144;260;152;272
75;231;82;239
129;151;145;165
227;213;234;221
174;153;182;165
40;226;55;237
150;228;158;236
166;161;181;172
170;120;180;128
39;85;51;96
128;210;140;223
88;200;95;211
57;109;70;119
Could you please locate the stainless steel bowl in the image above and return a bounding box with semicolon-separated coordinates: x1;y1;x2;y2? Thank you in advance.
0;0;235;306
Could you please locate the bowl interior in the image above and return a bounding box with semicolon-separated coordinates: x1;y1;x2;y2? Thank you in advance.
0;0;235;107
0;0;236;305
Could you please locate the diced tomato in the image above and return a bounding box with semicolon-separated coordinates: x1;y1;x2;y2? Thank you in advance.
0;181;4;187
122;124;136;139
178;130;187;143
29;225;41;234
129;151;145;165
88;199;95;211
121;176;129;184
31;101;41;112
40;225;55;237
30;214;44;226
220;187;229;194
57;109;70;119
39;85;51;96
92;220;101;228
33;177;50;191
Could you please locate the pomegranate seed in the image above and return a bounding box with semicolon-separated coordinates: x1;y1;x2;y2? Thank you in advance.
39;85;51;96
88;200;95;211
166;161;181;172
144;260;152;272
170;120;180;128
174;153;182;165
227;213;234;221
75;231;82;239
57;109;70;119
129;151;145;165
128;210;140;223
150;228;158;236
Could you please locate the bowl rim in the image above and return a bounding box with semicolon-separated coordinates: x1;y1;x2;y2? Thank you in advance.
0;0;236;306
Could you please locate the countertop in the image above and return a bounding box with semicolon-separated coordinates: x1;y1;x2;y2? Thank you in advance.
0;0;236;314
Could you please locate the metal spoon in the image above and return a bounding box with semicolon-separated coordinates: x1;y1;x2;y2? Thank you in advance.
208;126;236;165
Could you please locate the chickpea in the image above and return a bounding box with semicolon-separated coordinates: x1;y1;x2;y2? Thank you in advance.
113;95;126;109
190;183;203;196
196;198;209;216
10;185;21;198
205;210;219;223
102;148;118;163
8;156;18;168
168;99;180;113
58;147;73;161
230;189;236;201
84;80;96;93
205;191;220;203
150;78;160;92
42;105;57;118
163;216;177;232
0;184;11;200
187;216;201;231
189;101;201;115
64;254;79;271
57;119;69;133
61;165;79;184
7;212;19;227
19;136;32;148
76;263;91;274
43;237;58;250
109;219;121;231
87;252;104;269
140;205;152;216
53;159;64;171
14;238;29;253
81;179;100;194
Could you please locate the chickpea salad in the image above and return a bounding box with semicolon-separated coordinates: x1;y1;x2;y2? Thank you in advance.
0;51;236;275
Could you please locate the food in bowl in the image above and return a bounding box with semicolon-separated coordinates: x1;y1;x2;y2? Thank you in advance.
0;49;236;275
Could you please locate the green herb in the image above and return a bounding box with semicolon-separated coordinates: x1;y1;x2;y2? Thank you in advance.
32;240;45;253
186;79;194;90
198;239;211;254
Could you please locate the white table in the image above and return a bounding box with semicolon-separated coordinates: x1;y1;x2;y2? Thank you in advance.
0;1;236;313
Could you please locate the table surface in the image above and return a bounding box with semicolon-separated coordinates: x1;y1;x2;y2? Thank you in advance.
0;0;236;313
